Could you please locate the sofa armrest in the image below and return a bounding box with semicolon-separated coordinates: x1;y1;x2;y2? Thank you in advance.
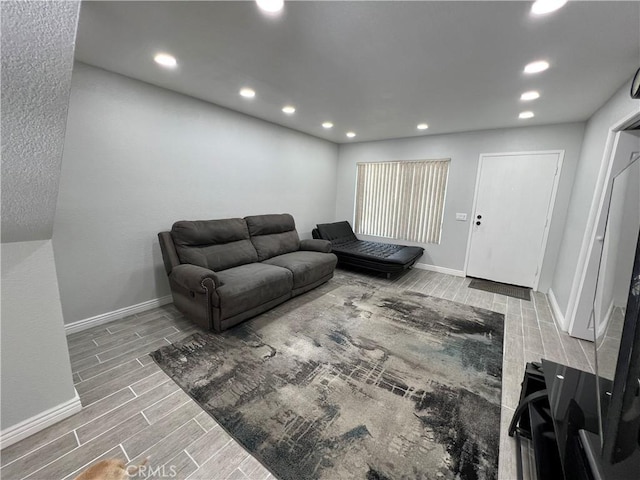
300;239;332;253
170;264;221;292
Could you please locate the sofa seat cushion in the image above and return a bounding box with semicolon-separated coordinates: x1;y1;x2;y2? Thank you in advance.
262;251;338;289
216;263;292;320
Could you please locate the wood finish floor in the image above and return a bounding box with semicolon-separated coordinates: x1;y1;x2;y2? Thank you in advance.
0;268;595;480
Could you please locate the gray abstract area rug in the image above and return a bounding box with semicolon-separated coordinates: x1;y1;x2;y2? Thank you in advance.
151;280;504;480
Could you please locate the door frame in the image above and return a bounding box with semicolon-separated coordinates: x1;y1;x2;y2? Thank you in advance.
565;109;640;339
463;150;565;291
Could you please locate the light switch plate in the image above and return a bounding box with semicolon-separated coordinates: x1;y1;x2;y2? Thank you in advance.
456;213;467;221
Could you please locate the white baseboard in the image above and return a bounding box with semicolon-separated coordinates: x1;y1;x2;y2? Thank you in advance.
0;389;82;449
414;263;465;277
65;295;173;335
596;300;615;340
547;288;567;331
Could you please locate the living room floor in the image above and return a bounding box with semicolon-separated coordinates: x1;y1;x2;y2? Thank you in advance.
0;268;595;480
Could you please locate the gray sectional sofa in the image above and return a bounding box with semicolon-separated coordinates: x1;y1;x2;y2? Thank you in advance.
158;213;337;332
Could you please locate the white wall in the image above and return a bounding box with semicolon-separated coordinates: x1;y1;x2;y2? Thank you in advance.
53;63;339;324
613;152;640;307
0;0;80;442
551;82;640;320
612;151;640;309
1;241;77;431
593;143;639;339
336;123;586;291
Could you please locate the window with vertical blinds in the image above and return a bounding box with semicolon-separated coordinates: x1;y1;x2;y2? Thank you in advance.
354;159;450;244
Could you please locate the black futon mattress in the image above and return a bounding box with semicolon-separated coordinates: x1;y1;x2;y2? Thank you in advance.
313;221;424;274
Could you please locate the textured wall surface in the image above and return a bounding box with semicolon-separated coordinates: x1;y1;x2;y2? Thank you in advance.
1;0;80;243
0;1;80;435
336;123;586;292
54;63;338;324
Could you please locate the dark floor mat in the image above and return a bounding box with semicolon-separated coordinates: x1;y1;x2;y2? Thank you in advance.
468;278;531;301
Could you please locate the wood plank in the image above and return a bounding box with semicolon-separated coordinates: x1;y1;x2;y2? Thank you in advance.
69;330;140;361
24;414;148;480
65;327;110;348
226;467;251;479
61;445;125;480
194;412;218;432
147;450;198;480
498;406;518;480
504;329;524;366
0;432;77;479
121;402;203;459
239;454;271;479
74;338;171;380
127;419;205;467
138;354;155;366
524;326;544;356
539;322;568;365
186;441;249;480
142;390;194;424
80;363;163;407
96;326;179;362
71;354;101;373
0;388;135;466
506;297;522;317
130;370;167;396
75;359;141;394
502;360;525;409
76;380;177;444
185;425;233;466
94;314;188;346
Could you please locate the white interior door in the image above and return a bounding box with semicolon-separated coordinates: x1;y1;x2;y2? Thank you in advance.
466;152;562;288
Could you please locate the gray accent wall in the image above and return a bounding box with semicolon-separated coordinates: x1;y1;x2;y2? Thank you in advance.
53;63;339;324
1;1;80;431
551;82;640;318
335;123;586;292
1;240;76;430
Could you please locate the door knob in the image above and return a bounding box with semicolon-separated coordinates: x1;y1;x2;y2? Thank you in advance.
476;221;481;226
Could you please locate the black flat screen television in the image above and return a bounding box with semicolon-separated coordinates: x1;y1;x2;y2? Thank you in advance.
591;152;640;475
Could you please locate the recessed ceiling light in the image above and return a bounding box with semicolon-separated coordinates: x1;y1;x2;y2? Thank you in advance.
520;91;540;101
417;123;429;130
322;122;334;129
524;60;549;74
519;111;535;119
239;88;256;98
346;132;356;138
282;105;296;114
154;53;177;68
531;0;567;15
256;0;284;13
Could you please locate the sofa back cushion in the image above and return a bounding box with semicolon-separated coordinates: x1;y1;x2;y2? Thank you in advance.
316;221;358;244
245;213;300;261
171;218;258;271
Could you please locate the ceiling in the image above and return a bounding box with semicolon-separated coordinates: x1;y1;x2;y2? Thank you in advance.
75;1;640;144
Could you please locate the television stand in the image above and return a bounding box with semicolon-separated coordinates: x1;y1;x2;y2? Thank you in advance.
509;359;600;480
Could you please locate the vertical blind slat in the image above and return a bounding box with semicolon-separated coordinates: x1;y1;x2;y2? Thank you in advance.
355;159;449;244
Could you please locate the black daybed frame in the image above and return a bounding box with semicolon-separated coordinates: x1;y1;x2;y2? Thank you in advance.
313;221;424;277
